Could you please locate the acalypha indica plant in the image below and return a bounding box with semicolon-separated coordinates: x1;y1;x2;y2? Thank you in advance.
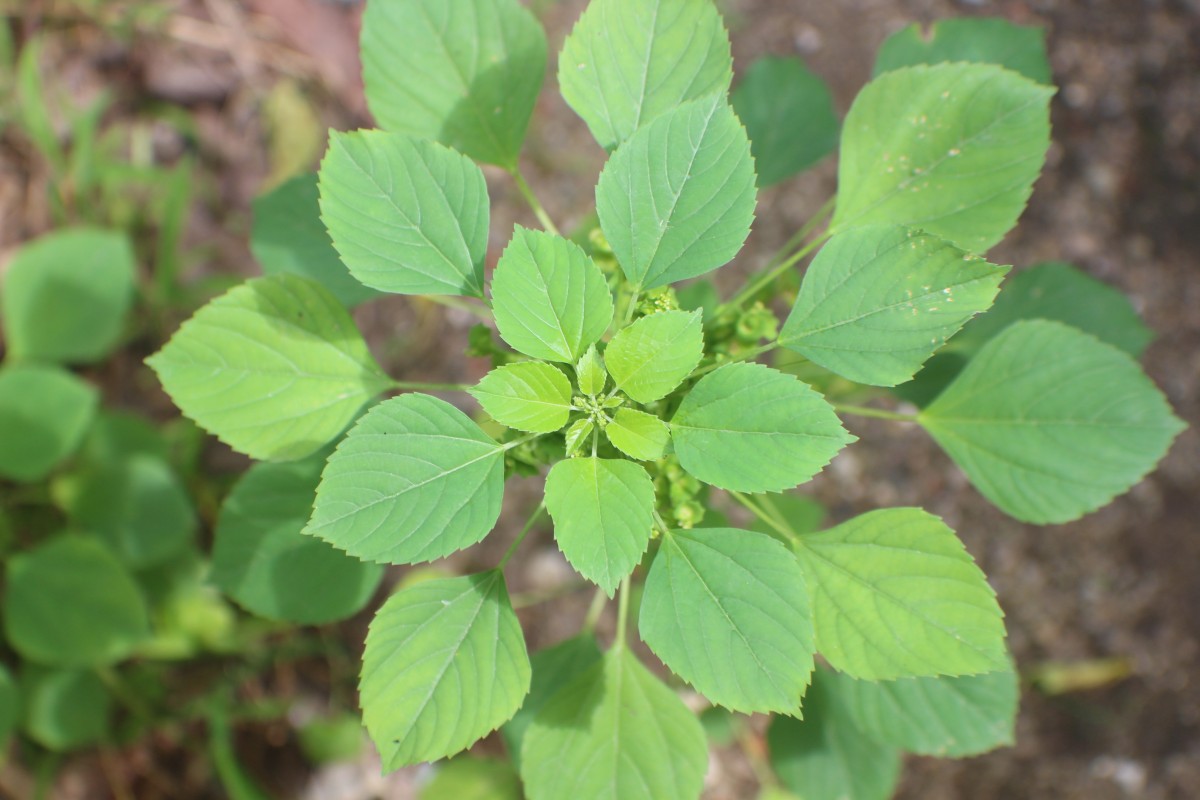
147;1;1184;798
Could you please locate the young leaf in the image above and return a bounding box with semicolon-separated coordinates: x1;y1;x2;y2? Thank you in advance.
575;345;607;396
606;407;670;461
0;364;98;482
596;95;757;290
319;131;489;297
470;362;573;433
211;456;384;624
831;63;1053;253
671;362;854;493
544;457;655;595
360;572;531;769
874;18;1052;85
563;418;595;458
21;668;113;752
605;310;703;403
794;508;1008;680
920;320;1185;523
490;227;614;363
557;0;733;150
520;647;707;800
639;527;816;713
1;228;135;364
731;56;839;186
252;173;379;307
147;274;393;462
779;225;1007;386
305;394;506;565
360;0;547;168
4;536;149;668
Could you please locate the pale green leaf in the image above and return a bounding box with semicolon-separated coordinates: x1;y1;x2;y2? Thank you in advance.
731;56;839;186
920;320;1185;523
305;394;506;565
575;344;608;396
749;494;826;539
470;362;573;433
361;0;546;168
147;274;393;462
605;407;670;461
420;757;521;800
319;130;489;297
832;63;1053;253
0;364;97;482
521;647;707;800
564;418;595;457
605;310;703;403
490;227;614;362
21;668;112;752
671;362;853;493
795;508;1008;680
640;527;816;713
557;0;733;150
874;18;1052;85
597;95;757;290
360;571;530;769
544;457;655;595
779;225;1007;386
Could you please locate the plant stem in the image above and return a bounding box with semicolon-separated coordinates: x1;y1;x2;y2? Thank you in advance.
421;294;492;320
498;501;546;569
511;579;591;609
502;432;542;451
511;168;561;236
615;576;632;650
583;586;609;633
689;341;781;379
719;230;831;315
833;403;918;422
393;380;472;392
729;491;797;544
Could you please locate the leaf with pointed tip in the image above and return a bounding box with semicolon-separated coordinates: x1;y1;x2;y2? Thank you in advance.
597;95;757;290
470;362;573;433
360;571;530;769
605;407;670;461
147;274;393;462
0;364;97;482
575;345;608;396
874;18;1052;85
605;310;703;403
305;394;506;565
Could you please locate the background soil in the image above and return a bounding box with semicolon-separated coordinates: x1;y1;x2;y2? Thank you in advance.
1;0;1197;798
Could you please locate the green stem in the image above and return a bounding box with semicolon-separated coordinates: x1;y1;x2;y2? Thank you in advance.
498;501;546;569
511;579;590;610
729;491;797;544
719;230;831;315
583;586;609;633
421;294;492;320
652;509;672;536
615;576;632;650
511;169;561;236
502;432;542;452
689;341;780;380
394;380;472;392
833;404;918;422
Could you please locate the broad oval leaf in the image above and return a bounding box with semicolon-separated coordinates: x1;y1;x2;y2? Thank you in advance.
780;225;1007;386
0;364;97;483
521;647;707;800
596;95;757;290
831;63;1053;253
147;274;393;462
640;527;816;713
605;310;703;403
305;394;506;565
671;362;854;493
795;508;1008;680
544;457;655;595
920;320;1185;523
361;0;547;168
21;668;113;752
319;130;489;297
211;455;383;624
605;407;670;461
4;536;149;667
469;362;573;433
360;571;530;769
558;0;733;150
490;227;614;362
874;18;1052;85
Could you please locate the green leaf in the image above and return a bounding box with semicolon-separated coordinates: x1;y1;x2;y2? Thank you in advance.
318;130;489;297
836;667;1018;757
557;0;733;150
874;18;1052;85
252;173;379;307
211;455;384;624
794;508;1008;680
0;665;17;744
297;713;367;765
361;0;546;168
470;362;573;433
147;274;393;462
521;647;707;800
21;668;112;751
575;344;608;396
731;56;839;186
671;362;853;493
605;310;703;403
544;457;655;595
597;95;757;290
79;410;169;464
640;527;816;713
767;670;901;800
360;571;530;769
749;494;825;539
305;394;506;564
0;364;98;482
420;757;522;800
920;320;1185;523
563;418;595;458
831;63;1053;253
605;407;670;461
4;536;149;667
490;227;614;362
779;225;1007;386
1;227;135;364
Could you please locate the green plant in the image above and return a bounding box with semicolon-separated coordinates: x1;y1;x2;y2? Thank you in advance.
147;3;1184;799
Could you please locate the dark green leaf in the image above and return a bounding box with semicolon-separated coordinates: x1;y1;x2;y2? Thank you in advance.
0;364;97;482
21;668;112;751
874;18;1052;85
